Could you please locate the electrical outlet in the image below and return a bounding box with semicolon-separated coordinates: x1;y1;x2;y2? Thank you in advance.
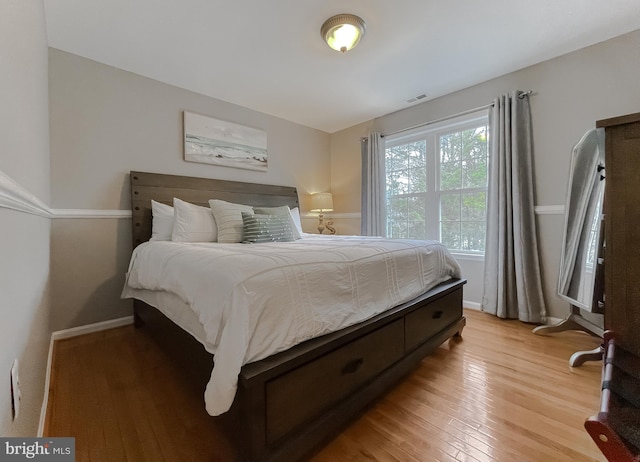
10;359;21;420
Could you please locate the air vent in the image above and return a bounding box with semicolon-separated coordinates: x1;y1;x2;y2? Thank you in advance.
406;93;428;104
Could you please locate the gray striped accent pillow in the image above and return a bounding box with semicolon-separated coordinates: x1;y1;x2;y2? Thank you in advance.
241;212;296;243
208;199;254;243
253;205;302;240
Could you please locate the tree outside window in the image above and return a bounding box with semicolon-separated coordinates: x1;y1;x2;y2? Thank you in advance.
384;112;489;254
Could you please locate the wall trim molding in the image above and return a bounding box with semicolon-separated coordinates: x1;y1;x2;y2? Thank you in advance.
302;212;361;219
535;205;565;215
37;315;134;436
0;168;51;218
0;168;134;219
50;209;132;219
49;208;560;219
302;208;563;219
52;210;358;219
2;166;564;221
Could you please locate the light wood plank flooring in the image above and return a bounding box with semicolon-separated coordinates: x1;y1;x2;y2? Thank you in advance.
45;309;606;461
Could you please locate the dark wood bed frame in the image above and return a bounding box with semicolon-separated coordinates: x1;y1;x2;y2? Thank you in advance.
129;171;467;461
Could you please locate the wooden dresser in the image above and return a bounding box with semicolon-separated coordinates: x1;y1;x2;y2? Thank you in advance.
585;112;640;461
598;112;640;358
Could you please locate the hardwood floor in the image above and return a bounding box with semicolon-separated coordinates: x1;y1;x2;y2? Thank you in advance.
45;309;606;461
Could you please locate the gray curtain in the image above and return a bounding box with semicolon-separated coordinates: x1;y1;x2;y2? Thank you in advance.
481;91;546;322
361;132;385;236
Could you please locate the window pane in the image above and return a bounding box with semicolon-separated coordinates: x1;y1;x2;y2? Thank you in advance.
461;192;486;221
460;126;488;158
386;195;426;239
440;133;461;163
385;141;427;196
460;126;488;188
386;167;409;195
461;222;486;252
440;161;461;190
440;193;460;222
386;196;408;238
385;148;403;171
441;221;460;250
438;122;488;252
407;196;426;239
407;152;427;193
462;155;487;189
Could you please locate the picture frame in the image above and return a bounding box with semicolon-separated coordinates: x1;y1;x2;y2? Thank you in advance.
183;111;268;171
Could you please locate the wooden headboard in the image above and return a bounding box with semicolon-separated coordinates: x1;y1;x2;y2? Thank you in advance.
130;171;299;247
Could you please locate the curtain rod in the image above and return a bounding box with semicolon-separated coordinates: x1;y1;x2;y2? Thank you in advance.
380;90;534;139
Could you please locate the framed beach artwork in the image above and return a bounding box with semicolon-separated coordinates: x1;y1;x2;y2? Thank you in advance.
183;111;268;171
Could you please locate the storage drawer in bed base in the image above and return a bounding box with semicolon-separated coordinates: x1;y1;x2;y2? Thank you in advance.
253;314;466;462
265;319;405;445
233;280;466;462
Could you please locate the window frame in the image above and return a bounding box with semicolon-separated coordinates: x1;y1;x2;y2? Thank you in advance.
383;110;490;258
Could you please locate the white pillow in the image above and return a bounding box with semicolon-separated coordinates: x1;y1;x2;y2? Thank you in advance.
171;198;218;242
208;199;254;243
290;207;303;238
150;200;174;241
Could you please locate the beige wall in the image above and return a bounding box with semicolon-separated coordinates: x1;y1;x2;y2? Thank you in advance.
330;29;640;318
48;49;331;331
0;0;51;436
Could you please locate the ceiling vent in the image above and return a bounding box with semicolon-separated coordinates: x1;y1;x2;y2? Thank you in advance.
407;93;428;104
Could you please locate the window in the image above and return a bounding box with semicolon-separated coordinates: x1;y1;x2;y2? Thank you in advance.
384;111;489;255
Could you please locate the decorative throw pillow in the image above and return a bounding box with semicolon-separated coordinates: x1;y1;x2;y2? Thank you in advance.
241;212;297;243
208;199;254;243
150;200;174;241
253;205;302;239
171;198;218;242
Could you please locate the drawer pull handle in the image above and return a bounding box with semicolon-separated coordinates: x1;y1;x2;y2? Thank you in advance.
432;310;443;319
341;358;364;375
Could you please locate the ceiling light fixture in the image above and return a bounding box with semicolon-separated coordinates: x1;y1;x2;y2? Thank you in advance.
321;14;366;53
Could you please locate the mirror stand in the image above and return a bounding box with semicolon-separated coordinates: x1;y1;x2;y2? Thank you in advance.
532;306;603;366
533;211;605;366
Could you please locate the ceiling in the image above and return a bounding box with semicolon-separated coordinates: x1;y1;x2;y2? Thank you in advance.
43;0;640;133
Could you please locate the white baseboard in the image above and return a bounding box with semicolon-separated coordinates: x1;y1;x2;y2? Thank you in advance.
37;316;134;436
463;300;481;310
50;316;134;341
461;303;563;327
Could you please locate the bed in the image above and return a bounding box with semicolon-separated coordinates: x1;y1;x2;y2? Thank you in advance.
123;171;467;461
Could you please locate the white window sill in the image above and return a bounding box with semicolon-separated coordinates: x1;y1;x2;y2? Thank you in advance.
451;252;485;262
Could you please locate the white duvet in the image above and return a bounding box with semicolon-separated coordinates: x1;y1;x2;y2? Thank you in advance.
122;235;461;415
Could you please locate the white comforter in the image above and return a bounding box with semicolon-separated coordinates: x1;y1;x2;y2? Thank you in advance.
122;235;461;415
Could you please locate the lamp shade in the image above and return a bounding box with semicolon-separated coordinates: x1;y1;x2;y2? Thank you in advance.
310;192;334;212
321;14;366;53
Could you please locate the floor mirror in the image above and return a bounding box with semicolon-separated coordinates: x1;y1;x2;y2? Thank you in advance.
533;128;605;366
